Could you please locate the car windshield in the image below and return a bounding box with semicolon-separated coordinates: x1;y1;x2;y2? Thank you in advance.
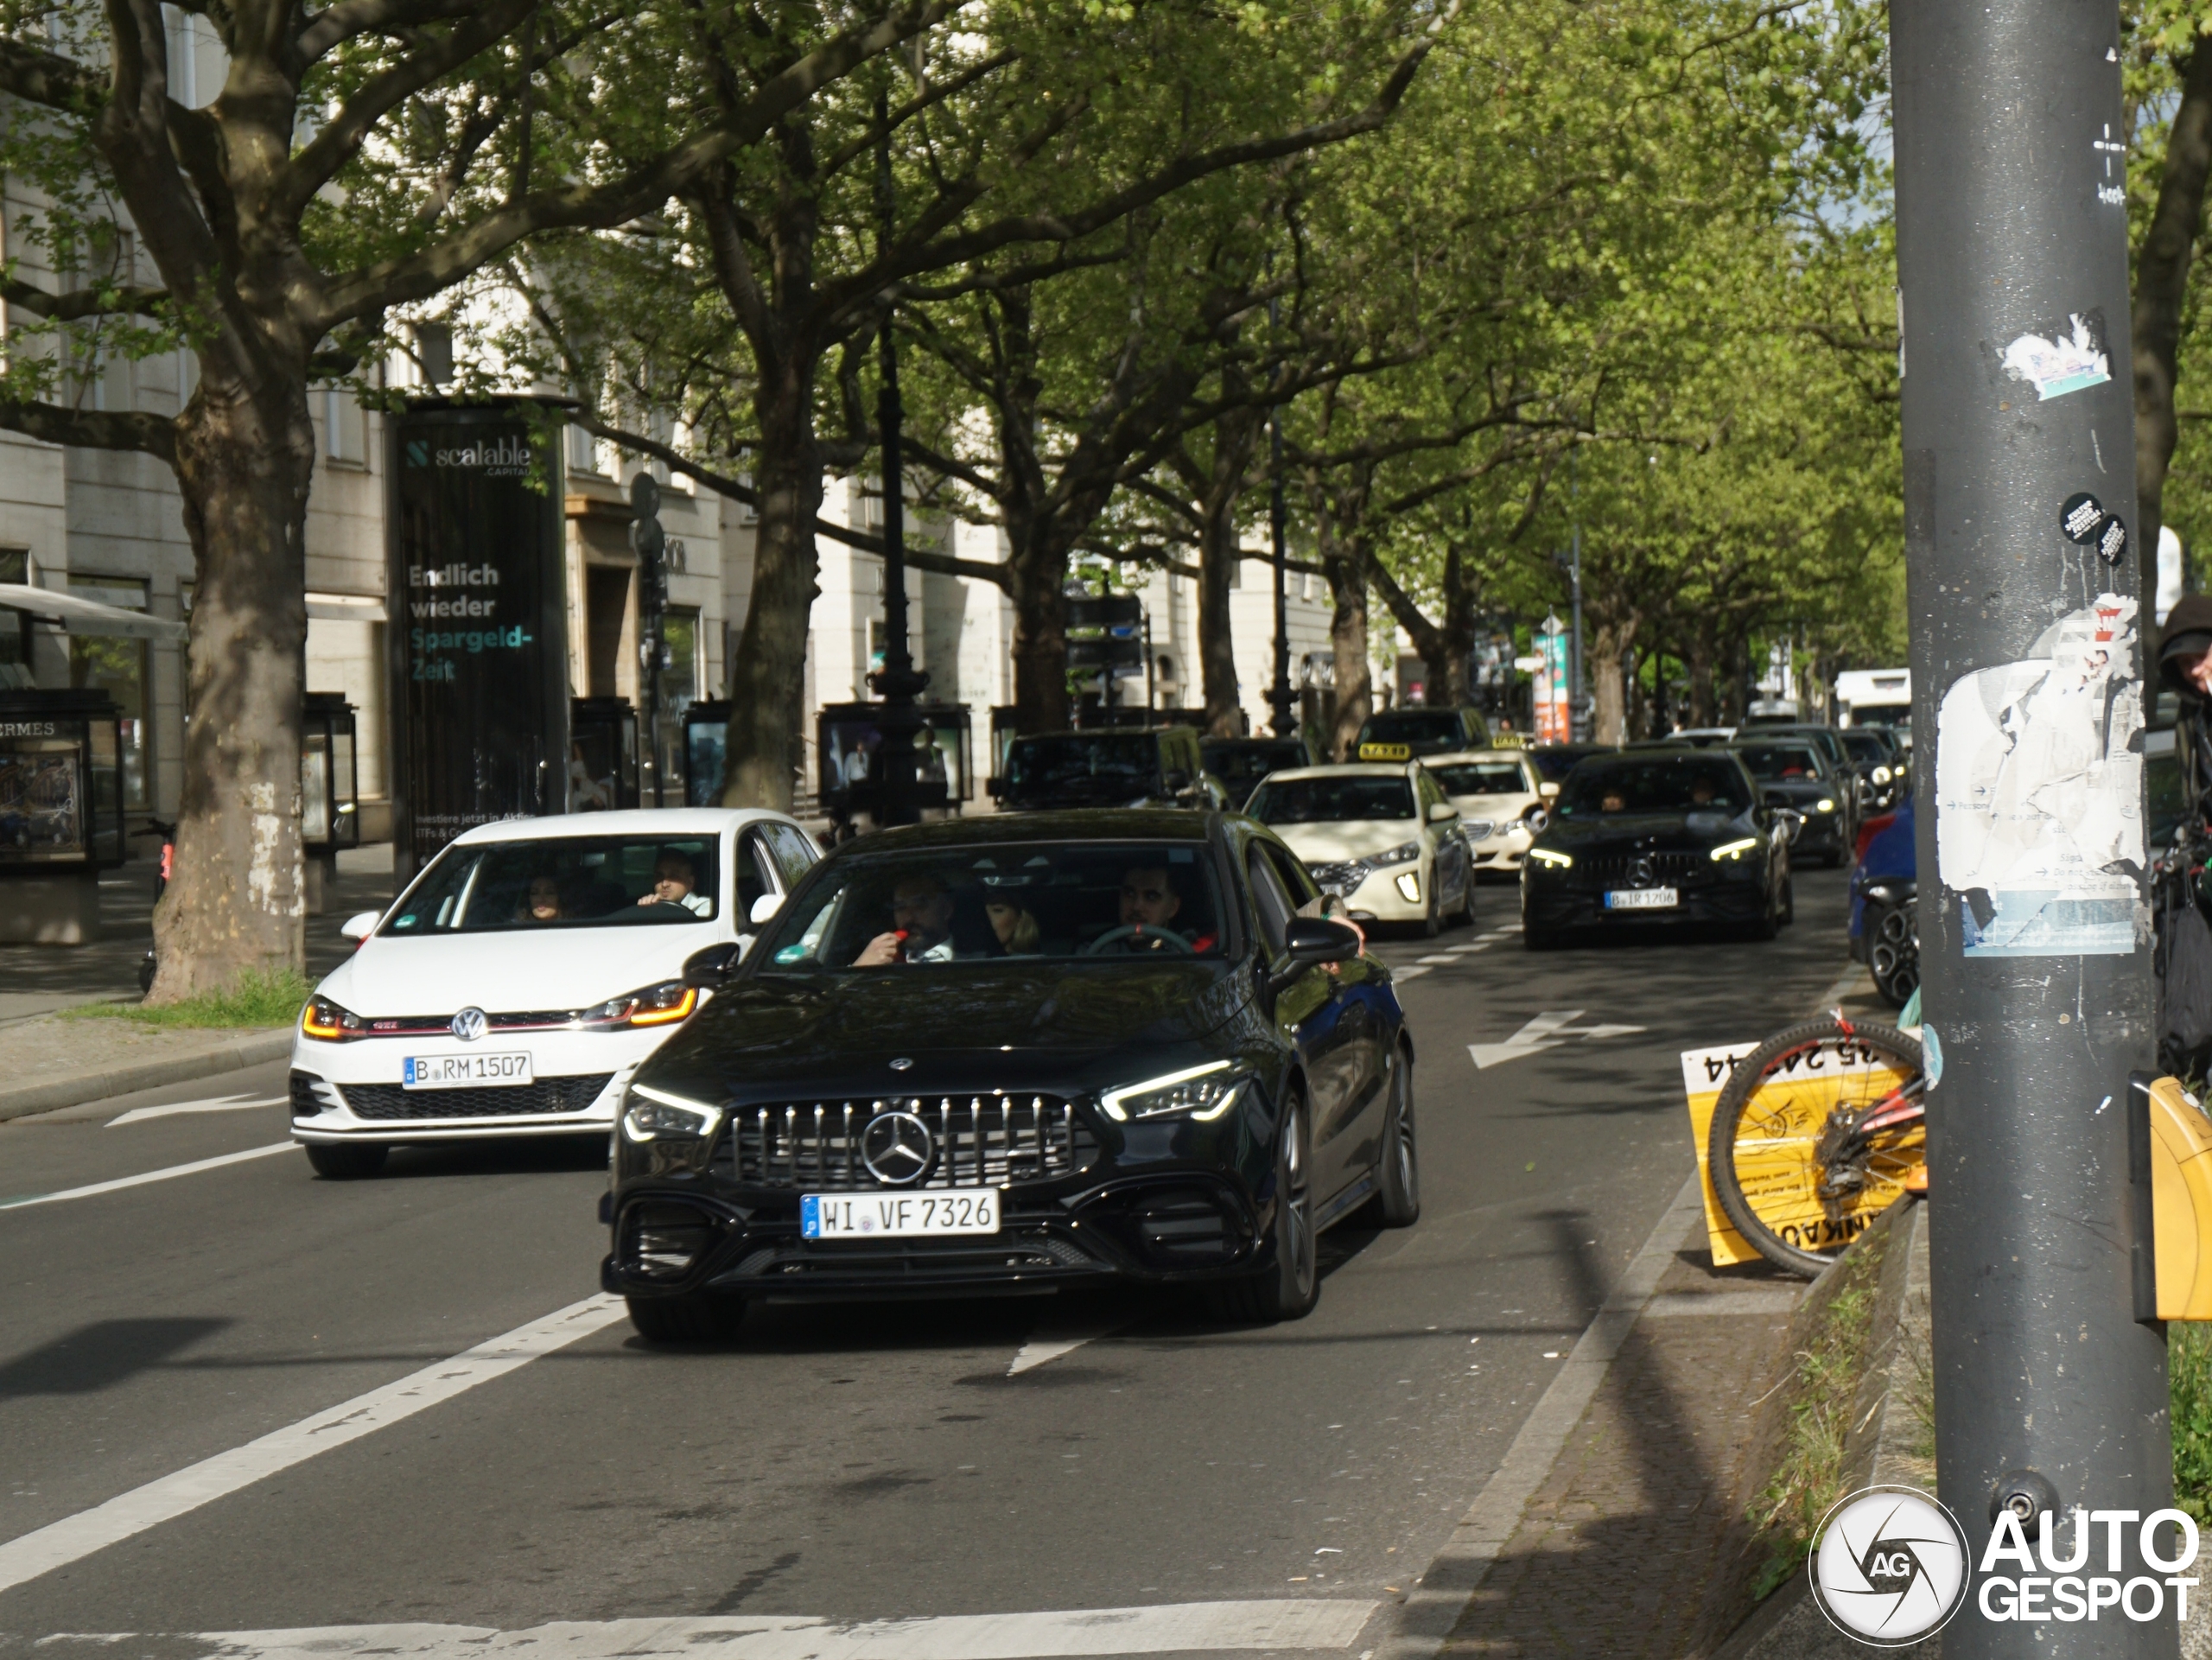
1359;711;1462;746
1556;758;1751;816
382;834;719;934
758;840;1227;968
1203;741;1306;796
1431;760;1527;796
1733;744;1825;782
1247;775;1415;824
1005;735;1155;794
1528;747;1602;782
1842;733;1891;764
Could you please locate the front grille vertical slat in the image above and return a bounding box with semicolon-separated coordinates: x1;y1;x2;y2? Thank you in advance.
728;1091;1096;1189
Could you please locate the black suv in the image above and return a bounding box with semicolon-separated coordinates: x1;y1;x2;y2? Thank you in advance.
990;727;1224;811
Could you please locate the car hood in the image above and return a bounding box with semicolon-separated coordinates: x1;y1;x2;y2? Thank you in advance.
1268;821;1426;862
324;924;720;1016
1756;778;1835;801
641;958;1253;1099
1447;792;1539;823
1541;811;1755;851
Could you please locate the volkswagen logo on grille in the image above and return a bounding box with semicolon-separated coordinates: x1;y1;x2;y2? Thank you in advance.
861;1110;935;1185
449;1007;489;1042
888;1057;915;1072
1631;856;1655;887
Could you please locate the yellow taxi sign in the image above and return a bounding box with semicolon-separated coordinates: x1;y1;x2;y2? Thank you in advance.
1357;742;1411;761
1491;732;1527;749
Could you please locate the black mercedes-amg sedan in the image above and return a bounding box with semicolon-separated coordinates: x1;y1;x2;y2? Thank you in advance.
1730;738;1851;866
1520;751;1792;948
602;810;1418;1342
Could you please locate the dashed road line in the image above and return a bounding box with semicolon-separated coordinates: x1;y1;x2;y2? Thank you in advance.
0;1141;296;1211
108;1093;285;1128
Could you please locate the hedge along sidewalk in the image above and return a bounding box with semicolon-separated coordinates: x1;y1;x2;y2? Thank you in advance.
0;1014;294;1123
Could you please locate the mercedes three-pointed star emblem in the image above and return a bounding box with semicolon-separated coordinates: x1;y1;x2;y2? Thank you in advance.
861;1110;935;1186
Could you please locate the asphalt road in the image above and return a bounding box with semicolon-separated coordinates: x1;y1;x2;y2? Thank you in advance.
0;867;1862;1656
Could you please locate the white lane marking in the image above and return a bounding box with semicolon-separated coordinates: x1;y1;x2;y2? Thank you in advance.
108;1093;285;1128
0;1142;296;1211
1384;1173;1704;1658
1465;1012;1647;1070
1008;1320;1119;1376
1415;955;1460;965
0;1294;626;1594
54;1602;1382;1660
1395;965;1431;981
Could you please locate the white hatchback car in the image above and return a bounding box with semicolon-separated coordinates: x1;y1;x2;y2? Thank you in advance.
1426;749;1554;877
1245;762;1473;934
289;808;819;1178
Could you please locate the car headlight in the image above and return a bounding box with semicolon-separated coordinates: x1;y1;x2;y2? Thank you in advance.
1710;837;1760;862
1872;766;1892;785
1462;819;1497;842
301;995;365;1040
1816;798;1837;813
1099;1059;1249;1123
1370;840;1421;867
1529;847;1574;869
580;980;698;1029
620;1083;724;1142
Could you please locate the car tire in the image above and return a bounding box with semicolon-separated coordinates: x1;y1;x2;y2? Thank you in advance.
1420;880;1441;938
1355;1046;1420;1229
305;1142;388;1180
1205;1091;1319;1325
1451;872;1477;927
1779;875;1796;925
1522;919;1558;951
626;1292;747;1344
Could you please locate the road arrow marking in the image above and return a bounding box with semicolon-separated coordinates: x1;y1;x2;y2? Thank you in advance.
108;1093;285;1128
1466;1011;1649;1070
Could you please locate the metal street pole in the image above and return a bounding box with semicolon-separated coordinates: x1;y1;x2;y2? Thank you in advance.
1567;525;1585;741
868;93;928;828
1266;289;1294;739
1893;1;2171;1650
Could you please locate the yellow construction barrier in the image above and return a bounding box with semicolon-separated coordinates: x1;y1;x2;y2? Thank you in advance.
2145;1076;2212;1321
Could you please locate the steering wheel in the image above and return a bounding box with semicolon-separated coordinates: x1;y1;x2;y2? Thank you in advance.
1080;924;1194;957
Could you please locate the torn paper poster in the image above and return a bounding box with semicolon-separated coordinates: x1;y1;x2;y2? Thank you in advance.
2000;313;2111;401
1936;594;2144;956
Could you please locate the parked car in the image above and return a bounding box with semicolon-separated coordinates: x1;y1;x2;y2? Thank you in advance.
1354;705;1491;760
1246;762;1474;934
989;727;1226;811
1847;799;1916;1008
1732;737;1852;866
1521;750;1792;946
1426;747;1552;877
289;809;821;1178
602;810;1418;1340
1203;735;1317;808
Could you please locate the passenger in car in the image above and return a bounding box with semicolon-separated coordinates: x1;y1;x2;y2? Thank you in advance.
853;875;958;965
1109;864;1217;952
521;875;564;923
638;849;713;916
986;900;1041;954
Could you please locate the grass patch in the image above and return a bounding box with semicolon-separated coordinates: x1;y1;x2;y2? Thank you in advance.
60;967;311;1030
1744;1242;1886;1601
2174;1323;2212;1527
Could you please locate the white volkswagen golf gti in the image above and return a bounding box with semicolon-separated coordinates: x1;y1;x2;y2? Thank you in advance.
289;808;818;1178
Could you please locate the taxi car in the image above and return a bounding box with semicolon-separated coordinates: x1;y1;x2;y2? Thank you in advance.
1426;748;1552;877
289;809;818;1178
1246;762;1473;934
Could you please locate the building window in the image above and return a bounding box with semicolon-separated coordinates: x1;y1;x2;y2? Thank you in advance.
67;575;150;810
565;422;602;477
0;550;29;689
323;386;365;465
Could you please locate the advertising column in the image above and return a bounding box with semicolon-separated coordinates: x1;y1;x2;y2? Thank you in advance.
1535;614;1571;743
386;403;569;881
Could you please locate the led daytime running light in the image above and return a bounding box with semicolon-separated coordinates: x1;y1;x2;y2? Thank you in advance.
1099;1059;1236;1123
620;1082;724;1142
1710;837;1760;862
1529;848;1574;868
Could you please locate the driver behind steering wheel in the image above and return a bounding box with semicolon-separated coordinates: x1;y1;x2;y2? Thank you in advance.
1102;863;1217;953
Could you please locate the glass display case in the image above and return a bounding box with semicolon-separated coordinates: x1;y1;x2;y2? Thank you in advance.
302;692;360;854
0;687;125;868
681;700;730;807
569;696;639;811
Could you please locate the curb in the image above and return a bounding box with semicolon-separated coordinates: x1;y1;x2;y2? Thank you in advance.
0;1030;294;1123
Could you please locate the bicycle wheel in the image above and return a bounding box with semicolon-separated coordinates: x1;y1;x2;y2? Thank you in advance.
1707;1019;1925;1275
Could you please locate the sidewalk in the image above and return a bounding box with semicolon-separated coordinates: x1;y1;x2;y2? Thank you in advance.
0;843;397;1121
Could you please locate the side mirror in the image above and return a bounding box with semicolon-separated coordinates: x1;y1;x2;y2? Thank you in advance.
748;893;783;926
682;941;744;989
1763;791;1792;810
1539;781;1560;801
1427;801;1459;823
1271;915;1364;991
340;910;380;943
1525;806;1549;831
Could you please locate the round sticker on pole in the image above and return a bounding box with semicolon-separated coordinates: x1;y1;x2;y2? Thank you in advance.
2060;492;2128;563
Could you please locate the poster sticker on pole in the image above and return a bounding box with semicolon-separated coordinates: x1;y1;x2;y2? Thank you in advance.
1936;594;2143;955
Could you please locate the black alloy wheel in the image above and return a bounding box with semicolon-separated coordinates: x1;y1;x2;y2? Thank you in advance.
305;1142;388;1180
626;1291;747;1344
1206;1091;1319;1324
1779;875;1796;925
1420;874;1441;938
1451;864;1477;927
1869;900;1920;1008
1356;1045;1421;1228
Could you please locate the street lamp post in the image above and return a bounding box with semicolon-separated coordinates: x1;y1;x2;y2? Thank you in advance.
866;93;929;829
1893;0;2171;1648
1267;296;1294;740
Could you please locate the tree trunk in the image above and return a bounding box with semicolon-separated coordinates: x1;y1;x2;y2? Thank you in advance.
721;359;823;810
2134;40;2212;610
1590;616;1634;744
151;377;315;998
1006;503;1073;734
1325;552;1370;760
1688;626;1716;728
1196;413;1261;738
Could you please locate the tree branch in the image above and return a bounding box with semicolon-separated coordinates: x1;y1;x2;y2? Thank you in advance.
0;399;175;462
